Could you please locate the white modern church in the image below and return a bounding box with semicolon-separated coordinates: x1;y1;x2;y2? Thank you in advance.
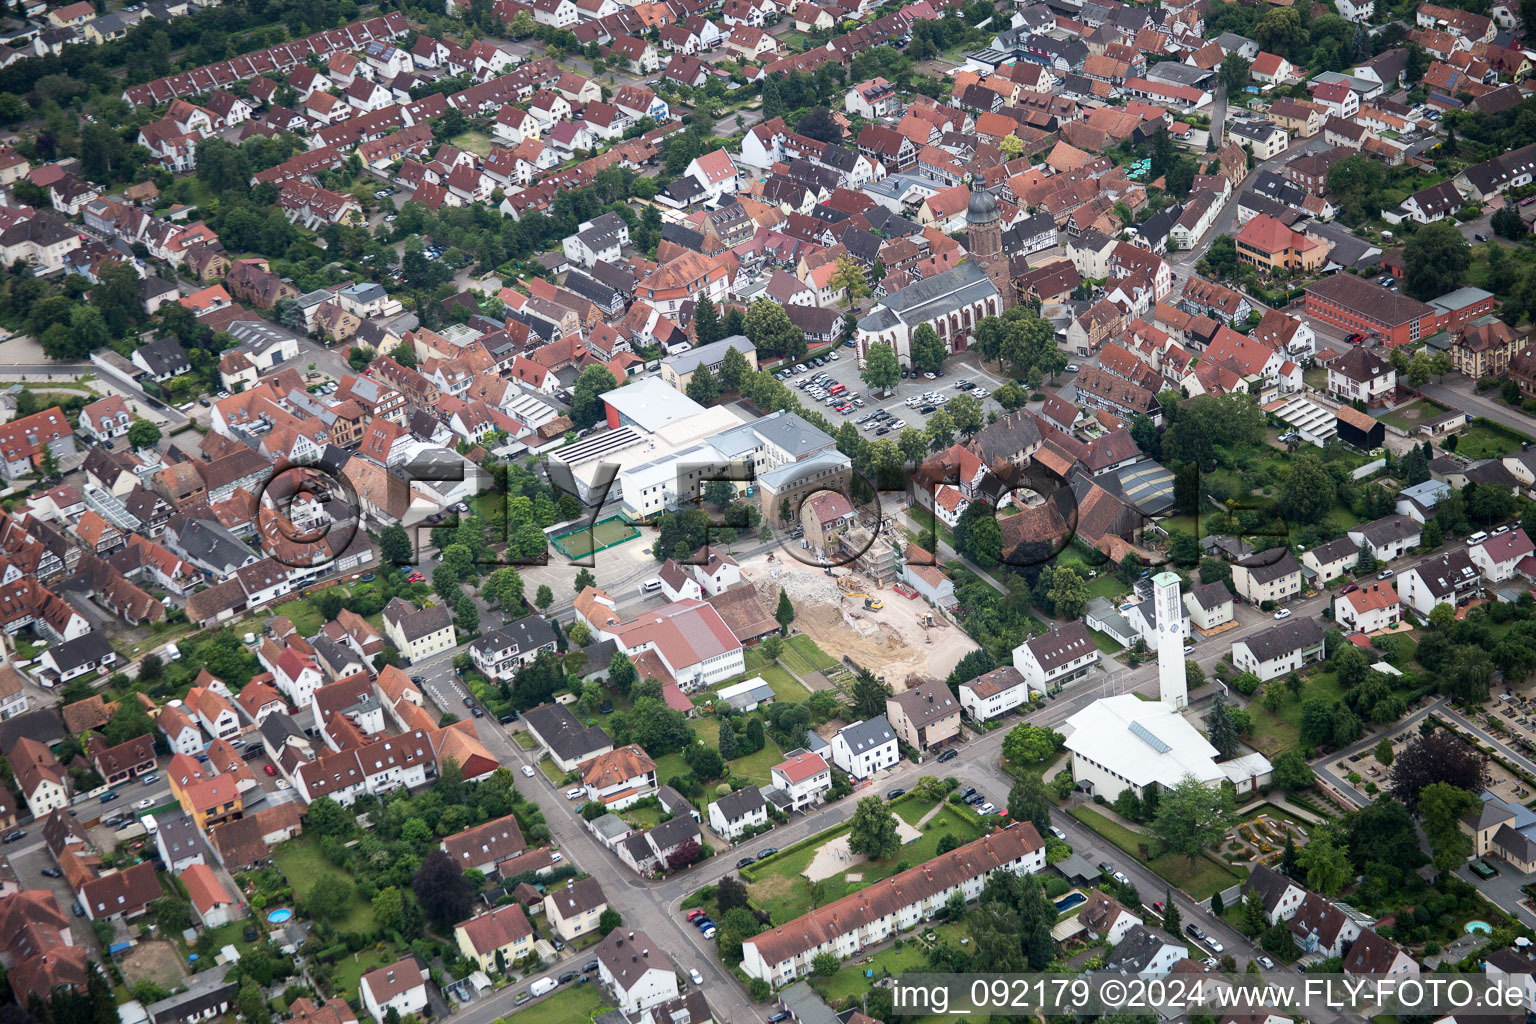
1060;573;1272;803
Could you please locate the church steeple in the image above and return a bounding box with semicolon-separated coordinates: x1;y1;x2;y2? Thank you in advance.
965;188;1013;310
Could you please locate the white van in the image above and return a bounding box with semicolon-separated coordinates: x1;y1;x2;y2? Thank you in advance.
1467;531;1489;546
530;978;557;998
640;578;663;595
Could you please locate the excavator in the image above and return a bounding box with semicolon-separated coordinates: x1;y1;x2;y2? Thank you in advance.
846;592;883;610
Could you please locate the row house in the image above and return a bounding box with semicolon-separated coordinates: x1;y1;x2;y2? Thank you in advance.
741;825;1045;983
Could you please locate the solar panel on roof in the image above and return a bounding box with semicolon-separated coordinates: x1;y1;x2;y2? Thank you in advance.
1128;720;1170;753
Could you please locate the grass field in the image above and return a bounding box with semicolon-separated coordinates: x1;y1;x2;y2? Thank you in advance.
654;728;786;794
724;649;810;703
744;805;988;920
821;922;969;1002
787;635;838;672
450;130;495;157
1378;399;1445;433
1069;806;1242;900
501;984;610;1024
1457;418;1533;460
273;837;374;933
893;796;939;826
1246;671;1346;756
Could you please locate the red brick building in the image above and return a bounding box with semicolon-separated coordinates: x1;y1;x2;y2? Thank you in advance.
1304;274;1441;346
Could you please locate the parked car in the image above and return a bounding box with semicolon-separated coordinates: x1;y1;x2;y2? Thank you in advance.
1273;608;1292;620
558;973;576;985
1475;232;1488;242
886;788;905;799
521;765;536;778
1;830;25;844
977;802;995;814
141;774;159;786
1377;569;1394;580
135;798;154;810
1185;924;1205;940
1099;861;1115;874
937;748;958;762
583;961;599;973
756;847;778;860
100;792;119;804
685;909;706;922
265;765;278;776
1048;825;1066;840
41;867;62;878
1257;956;1276;969
768;1014;791;1023
689;969;704;986
958;787;976;800
737;857;755;869
1206;938;1224;953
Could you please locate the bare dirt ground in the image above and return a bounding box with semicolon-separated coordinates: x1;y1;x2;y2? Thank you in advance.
803;820;922;882
737;552;979;688
120;940;187;991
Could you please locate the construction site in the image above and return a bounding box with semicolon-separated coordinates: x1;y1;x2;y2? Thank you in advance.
734;550;981;691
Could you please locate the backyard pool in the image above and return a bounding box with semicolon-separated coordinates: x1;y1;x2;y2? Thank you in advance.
1054;892;1086;912
268;908;293;924
1465;920;1493;935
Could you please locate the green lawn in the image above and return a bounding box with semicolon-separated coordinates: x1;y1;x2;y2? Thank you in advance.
273;594;327;636
821;922;969;1002
744;806;988;920
1069;806;1243;900
502;983;610;1024
272;837;375;933
513;731;537;750
624;803;663;829
540;758;570;784
450;130;495;157
787;635;838;672
331;945;401;1000
655;723;786;794
757;666;810;703
1247;671;1346;756
1378;399;1445;433
1089;628;1127;655
725;735;786;785
716;651;810;703
1457;418;1533;460
893;796;939;827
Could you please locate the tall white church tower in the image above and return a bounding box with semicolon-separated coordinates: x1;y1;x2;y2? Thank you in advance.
1154;571;1187;710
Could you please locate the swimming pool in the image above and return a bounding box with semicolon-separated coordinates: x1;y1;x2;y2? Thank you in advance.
267;908;293;924
1054;892;1086;912
1465;920;1492;935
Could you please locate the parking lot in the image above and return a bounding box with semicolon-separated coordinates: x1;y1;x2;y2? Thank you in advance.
775;349;1011;438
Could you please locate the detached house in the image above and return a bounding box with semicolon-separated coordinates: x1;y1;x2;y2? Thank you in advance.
381;598;456;663
581;744;658;810
708;786;768;840
1231;547;1303;605
1397;548;1482;615
359;959;429;1024
1334;581;1400;634
542;877;608;942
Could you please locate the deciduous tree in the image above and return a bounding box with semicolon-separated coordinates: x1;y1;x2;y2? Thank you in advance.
848;796;901;860
1151;773;1235;863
